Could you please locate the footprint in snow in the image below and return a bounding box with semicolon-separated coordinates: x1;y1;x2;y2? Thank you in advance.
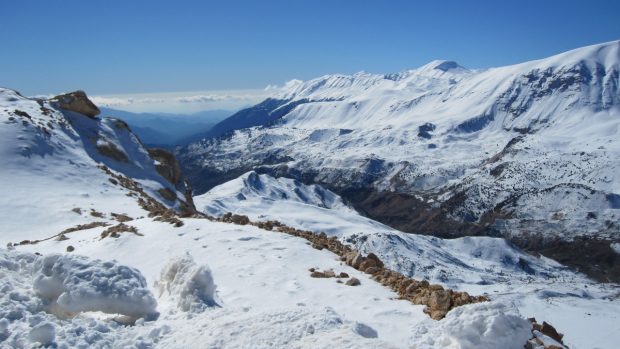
238;236;258;241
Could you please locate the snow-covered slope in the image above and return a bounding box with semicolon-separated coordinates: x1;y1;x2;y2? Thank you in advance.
195;171;620;349
0;88;192;242
0;85;617;348
178;40;620;281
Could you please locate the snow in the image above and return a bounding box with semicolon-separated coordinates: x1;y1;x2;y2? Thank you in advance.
1;42;620;348
196;171;620;349
32;253;158;318
412;302;532;349
0;88;184;242
196;171;573;285
155;254;218;311
28;322;55;346
0;249;160;348
181;40;620;244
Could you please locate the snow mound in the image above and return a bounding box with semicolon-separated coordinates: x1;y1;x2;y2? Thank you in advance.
33;253;157;318
0;249;164;347
155;254;218;311
412;302;531;349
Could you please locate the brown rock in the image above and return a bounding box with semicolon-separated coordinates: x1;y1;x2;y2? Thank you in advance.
366;253;384;268
429;290;452;312
429;310;448;320
364;266;381;275
350;253;364;269
51;90;100;118
337;272;349;278
310;270;335;278
429;284;444;291
540;321;564;343
359;259;377;271
147;148;182;185
231;214;250;225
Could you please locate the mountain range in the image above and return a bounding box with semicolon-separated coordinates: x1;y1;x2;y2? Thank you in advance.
178;40;620;282
1;40;619;348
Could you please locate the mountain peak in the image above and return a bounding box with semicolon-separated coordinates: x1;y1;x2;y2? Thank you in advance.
417;60;469;74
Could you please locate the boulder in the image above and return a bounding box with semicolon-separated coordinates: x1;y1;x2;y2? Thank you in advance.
51;90;100;118
366;253;384;268
345;277;361;286
350;253;364;269
230;214;250;225
540;321;564;343
359;259;377;272
429;289;452;312
364;266;381;275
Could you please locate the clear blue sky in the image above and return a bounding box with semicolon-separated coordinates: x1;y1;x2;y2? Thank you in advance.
1;0;619;96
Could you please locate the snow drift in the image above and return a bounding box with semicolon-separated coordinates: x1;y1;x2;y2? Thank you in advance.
412;302;531;349
155;254;218;312
33;253;158;318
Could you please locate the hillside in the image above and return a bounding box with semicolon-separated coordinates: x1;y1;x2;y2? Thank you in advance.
178;40;620;281
0;88;571;348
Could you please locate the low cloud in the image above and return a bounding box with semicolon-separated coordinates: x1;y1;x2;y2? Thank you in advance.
90;89;276;113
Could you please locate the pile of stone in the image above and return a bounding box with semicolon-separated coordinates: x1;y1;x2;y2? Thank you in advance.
525;318;567;349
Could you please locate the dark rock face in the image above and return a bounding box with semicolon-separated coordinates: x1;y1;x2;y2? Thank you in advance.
148;148;182;185
96;142;128;162
51;90;100;118
417;123;436;139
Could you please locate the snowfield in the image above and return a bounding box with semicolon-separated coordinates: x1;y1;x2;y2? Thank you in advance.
196;171;620;349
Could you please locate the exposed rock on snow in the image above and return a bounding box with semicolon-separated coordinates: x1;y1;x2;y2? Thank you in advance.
345;277;361;286
50;90;100;118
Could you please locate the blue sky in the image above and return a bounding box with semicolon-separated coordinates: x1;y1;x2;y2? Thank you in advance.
1;0;619;111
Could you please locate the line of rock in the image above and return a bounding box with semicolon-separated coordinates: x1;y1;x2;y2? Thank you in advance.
217;213;486;320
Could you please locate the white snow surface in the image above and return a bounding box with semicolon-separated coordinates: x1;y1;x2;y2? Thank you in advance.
155;254;218;312
411;302;532;349
196;171;620;349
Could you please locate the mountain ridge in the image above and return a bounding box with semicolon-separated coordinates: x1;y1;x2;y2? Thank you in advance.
177;40;620;281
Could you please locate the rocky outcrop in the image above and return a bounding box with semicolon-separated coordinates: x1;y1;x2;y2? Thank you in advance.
147;148;182;185
50;90;100;118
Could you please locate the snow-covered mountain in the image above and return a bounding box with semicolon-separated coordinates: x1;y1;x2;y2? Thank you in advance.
194;171;620;349
2;40;620;348
0;88;194;241
178;40;620;282
1;87;571;348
